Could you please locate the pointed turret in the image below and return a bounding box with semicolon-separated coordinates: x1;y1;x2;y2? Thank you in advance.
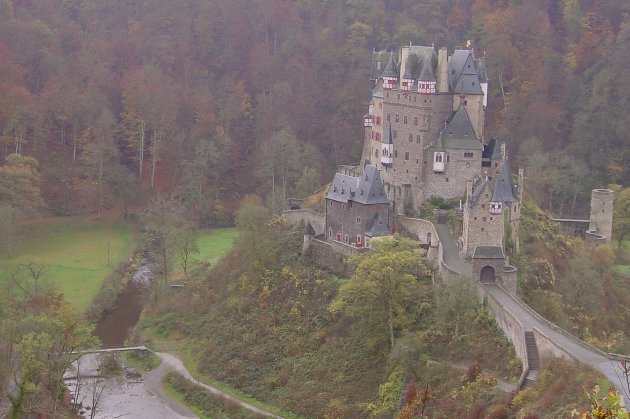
437;106;482;150
381;52;398;89
416;55;436;94
489;157;518;214
401;54;419;91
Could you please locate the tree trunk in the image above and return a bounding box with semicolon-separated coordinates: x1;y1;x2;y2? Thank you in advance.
150;128;158;188
388;300;395;351
72;127;77;165
139;120;145;179
97;154;103;220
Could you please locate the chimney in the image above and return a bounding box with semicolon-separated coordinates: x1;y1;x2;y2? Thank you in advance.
399;46;410;80
438;47;449;93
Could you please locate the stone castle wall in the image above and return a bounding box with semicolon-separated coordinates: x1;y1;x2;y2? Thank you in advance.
282;209;325;235
423;148;482;201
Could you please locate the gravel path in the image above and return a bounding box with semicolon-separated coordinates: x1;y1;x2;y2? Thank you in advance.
154;352;284;419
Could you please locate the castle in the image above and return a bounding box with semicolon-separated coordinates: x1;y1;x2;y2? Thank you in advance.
354;44;523;256
291;43;612;274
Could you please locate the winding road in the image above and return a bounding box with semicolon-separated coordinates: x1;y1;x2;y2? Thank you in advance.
148;352;284;419
433;220;630;407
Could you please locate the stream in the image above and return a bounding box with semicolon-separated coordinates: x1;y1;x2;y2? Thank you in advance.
92;245;159;348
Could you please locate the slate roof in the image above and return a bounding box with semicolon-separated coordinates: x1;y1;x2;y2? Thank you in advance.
491;158;518;203
417;54;436;81
403;53;419;79
482;138;503;161
433;106;482;150
372;81;384;98
326;165;390;205
304;222;315;236
370;51;393;80
381;52;398;78
470;178;488;205
365;213;390;237
448;50;483;94
473;245;505;259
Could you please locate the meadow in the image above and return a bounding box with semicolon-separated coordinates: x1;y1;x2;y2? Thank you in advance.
0;217;135;312
183;227;239;270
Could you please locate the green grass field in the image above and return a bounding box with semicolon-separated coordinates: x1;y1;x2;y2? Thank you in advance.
189;228;239;267
0;217;135;312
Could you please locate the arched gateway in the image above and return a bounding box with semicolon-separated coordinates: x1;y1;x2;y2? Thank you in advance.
480;266;496;283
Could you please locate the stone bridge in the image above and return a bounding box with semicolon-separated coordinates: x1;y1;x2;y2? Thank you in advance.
424;218;630;406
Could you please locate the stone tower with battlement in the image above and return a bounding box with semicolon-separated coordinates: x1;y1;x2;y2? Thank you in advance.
588;189;614;243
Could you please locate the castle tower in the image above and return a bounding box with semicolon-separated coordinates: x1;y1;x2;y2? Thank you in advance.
359;44;488;213
588;189;614;243
461;153;521;257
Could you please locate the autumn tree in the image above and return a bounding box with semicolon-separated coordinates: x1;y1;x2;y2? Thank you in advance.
80;110;119;218
332;235;430;350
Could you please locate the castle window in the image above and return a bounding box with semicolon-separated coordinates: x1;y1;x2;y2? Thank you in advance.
342;204;346;210
356;217;361;224
464;152;473;158
376;132;381;141
395;114;400;123
474;217;477;220
485;193;488;198
344;235;349;244
376;61;382;70
446;155;450;162
330;201;333;207
483;217;487;221
336;233;341;241
397;94;400;99
490;217;493;220
446;178;449;182
482;204;485;209
394;150;398;158
416;134;421;143
409;134;413;142
405;152;409;160
387;113;391;121
375;149;378;157
404;116;408;124
414;117;418;126
375;116;381;125
481;228;485;232
393;130;397;139
416;159;419;164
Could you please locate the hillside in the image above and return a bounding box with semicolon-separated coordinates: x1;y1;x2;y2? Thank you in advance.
137;206;522;417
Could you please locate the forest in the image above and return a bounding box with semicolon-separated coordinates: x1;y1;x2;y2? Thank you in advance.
1;0;630;224
2;0;630;417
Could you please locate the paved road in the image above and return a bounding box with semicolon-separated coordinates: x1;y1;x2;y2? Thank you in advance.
483;284;630;407
434;223;472;276
434;218;630;407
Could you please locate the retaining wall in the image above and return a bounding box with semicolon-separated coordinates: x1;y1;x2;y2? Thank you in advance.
282;209;325;235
